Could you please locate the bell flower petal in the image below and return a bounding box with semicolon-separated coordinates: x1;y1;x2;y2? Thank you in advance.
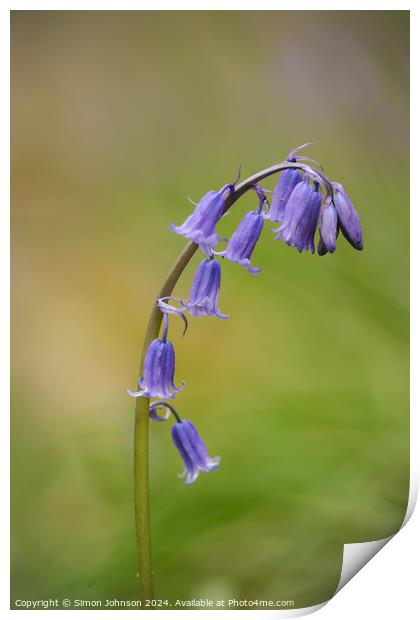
127;337;185;400
185;257;230;319
217;210;264;274
171;420;220;485
266;168;302;222
170;186;229;254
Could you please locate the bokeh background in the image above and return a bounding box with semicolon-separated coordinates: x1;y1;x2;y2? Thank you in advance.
11;11;409;610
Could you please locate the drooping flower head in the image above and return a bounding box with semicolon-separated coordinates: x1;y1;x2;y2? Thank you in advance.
127;313;185;400
170;179;236;254
216;185;266;274
172;419;220;485
318;196;338;255
148;401;220;485
332;182;363;250
185;257;230;319
129;146;366;494
273;178;322;253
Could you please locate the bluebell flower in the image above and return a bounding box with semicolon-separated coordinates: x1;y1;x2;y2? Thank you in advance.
218;210;265;274
273;179;322;253
185;257;230;319
318;198;338;254
128;314;185;399
170;184;232;255
172;419;220;485
147;401;220;485
217;187;266;274
332;182;363;250
266;168;302;222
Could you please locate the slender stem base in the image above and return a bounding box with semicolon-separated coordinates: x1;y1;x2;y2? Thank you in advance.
134;396;152;602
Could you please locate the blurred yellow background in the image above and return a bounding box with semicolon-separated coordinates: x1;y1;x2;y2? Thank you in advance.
11;10;409;609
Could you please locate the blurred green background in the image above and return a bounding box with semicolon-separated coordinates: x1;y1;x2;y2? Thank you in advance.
11;10;409;610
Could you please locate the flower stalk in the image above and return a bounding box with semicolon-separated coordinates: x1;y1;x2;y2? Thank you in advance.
133;154;357;600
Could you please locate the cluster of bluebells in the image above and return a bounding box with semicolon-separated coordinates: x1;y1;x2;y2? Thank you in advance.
266;144;363;254
128;145;363;485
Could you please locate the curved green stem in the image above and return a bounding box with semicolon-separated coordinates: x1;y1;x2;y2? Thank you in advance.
133;242;197;602
133;159;331;600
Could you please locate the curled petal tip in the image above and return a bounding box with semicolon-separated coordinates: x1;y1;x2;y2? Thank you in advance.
127;388;145;398
172;379;186;395
215;311;231;319
247;264;261;275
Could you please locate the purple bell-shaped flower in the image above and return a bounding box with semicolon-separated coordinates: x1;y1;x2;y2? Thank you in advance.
216;185;266;274
273;179;322;253
266;143;323;223
185;257;230;319
127;313;185;400
172;419;220;485
148;401;220;485
170;183;233;255
266;168;302;222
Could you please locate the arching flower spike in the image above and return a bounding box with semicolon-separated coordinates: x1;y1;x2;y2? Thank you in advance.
127;313;185;399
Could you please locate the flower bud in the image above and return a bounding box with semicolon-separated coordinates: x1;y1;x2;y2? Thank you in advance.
318;199;338;253
333;183;363;250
